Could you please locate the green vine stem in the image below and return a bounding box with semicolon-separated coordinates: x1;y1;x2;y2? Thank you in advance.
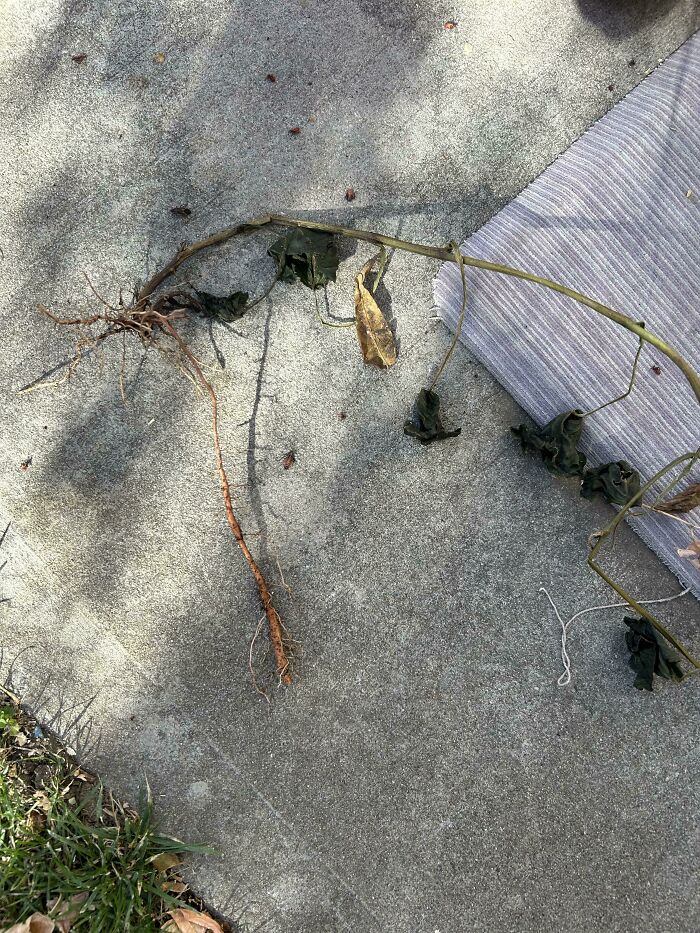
579;333;644;419
138;214;700;405
429;242;467;392
131;213;700;669
588;449;700;669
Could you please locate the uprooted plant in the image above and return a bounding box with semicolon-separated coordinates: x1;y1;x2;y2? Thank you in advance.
24;213;700;691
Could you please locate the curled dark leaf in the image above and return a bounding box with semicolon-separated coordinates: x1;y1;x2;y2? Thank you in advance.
404;388;461;445
511;410;586;477
71;53;88;64
267;229;339;290
194;290;248;323
581;460;641;506
170;205;192;217
624;617;684;691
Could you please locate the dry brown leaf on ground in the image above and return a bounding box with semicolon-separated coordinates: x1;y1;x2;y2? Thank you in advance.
2;914;55;933
151;851;182;872
354;254;397;368
163;907;224;933
47;893;88;932
677;539;700;570
657;482;700;514
163;879;188;895
32;791;52;812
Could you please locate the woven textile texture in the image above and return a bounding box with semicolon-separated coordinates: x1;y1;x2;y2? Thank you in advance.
435;33;700;599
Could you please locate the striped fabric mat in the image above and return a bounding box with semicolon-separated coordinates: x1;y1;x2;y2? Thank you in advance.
434;32;700;599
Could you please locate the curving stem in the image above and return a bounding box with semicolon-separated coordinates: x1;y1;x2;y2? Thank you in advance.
588;450;700;669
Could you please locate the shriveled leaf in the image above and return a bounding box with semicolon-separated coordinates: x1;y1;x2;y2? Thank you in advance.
163;880;188;895
657;483;700;514
33;791;52;812
354;255;397;368
163;907;225;933
267;229;339;290
511;410;586;477
28;809;46;832
3;914;55;933
624;617;684;691
581;461;641;506
47;892;88;932
677;539;700;571
194;290;248;323
152;851;182;872
404;388;461;445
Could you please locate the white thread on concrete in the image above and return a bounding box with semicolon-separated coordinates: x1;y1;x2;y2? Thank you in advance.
539;586;691;686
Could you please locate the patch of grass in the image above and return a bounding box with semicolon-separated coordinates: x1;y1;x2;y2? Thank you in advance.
0;698;213;932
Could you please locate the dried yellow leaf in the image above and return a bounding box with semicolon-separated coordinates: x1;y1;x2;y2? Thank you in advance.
152;851;182;872
354;255;397;368
163;907;225;933
2;914;55;933
33;791;52;812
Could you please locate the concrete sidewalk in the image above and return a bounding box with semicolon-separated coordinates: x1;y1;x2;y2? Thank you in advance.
2;2;699;931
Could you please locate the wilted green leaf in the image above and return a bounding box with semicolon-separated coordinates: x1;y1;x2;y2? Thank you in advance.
267;229;339;290
624;617;684;691
194;290;249;322
404;388;461;445
511;410;586;477
581;460;641;506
